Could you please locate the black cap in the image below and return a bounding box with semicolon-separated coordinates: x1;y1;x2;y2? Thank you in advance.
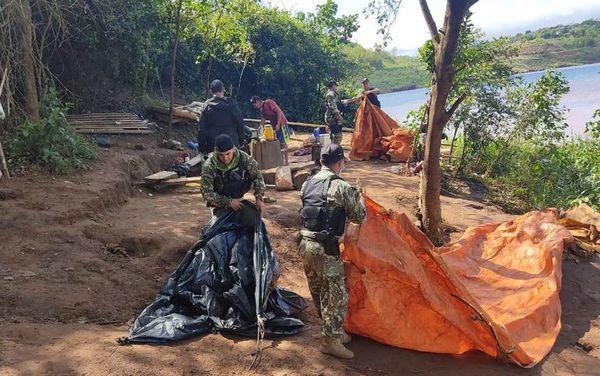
326;80;338;89
214;134;234;152
361;78;369;84
320;143;344;164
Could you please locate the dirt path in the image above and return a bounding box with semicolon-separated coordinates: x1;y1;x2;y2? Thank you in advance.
1;136;599;375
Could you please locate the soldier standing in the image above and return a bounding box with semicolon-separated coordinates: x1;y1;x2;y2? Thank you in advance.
299;144;366;359
324;80;346;145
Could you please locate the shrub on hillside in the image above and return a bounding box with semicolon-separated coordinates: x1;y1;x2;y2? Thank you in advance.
8;89;96;173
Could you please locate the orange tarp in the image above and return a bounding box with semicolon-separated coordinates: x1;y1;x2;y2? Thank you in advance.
560;204;600;255
349;99;415;162
341;197;573;367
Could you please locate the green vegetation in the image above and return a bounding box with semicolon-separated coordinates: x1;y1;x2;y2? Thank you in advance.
7;90;97;173
1;0;361;127
343;45;429;92
415;18;600;212
511;19;600;71
1;0;598;210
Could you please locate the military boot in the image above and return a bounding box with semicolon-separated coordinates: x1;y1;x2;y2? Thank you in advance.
320;337;354;359
313;331;351;344
341;331;352;344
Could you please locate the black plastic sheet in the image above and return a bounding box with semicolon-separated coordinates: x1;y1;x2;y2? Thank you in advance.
124;204;307;344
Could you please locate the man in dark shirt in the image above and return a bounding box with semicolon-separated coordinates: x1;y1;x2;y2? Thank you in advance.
345;78;381;108
197;79;246;154
360;78;381;108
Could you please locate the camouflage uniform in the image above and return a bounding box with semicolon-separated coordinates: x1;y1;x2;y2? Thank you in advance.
299;167;366;338
324;90;344;145
200;148;266;208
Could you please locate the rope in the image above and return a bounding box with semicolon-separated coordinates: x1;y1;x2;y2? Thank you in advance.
248;314;265;370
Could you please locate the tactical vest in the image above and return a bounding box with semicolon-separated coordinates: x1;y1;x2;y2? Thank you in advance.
214;157;252;199
300;173;347;255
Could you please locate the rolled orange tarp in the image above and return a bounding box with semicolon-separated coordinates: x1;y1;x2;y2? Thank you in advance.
349;100;415;162
341;197;573;367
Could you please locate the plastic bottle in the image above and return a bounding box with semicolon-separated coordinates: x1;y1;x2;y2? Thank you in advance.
263;124;275;141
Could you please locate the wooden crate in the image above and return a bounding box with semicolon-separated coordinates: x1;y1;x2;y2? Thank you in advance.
250;140;283;170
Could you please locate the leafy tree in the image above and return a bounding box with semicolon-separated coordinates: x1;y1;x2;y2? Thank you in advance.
368;0;479;242
308;0;359;43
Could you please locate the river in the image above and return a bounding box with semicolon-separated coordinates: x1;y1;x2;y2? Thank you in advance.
379;62;600;134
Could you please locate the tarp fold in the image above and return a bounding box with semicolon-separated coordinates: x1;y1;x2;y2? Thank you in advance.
349;100;414;162
342;197;573;367
125;205;307;344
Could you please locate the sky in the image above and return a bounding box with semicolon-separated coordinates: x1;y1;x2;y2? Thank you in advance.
268;0;600;55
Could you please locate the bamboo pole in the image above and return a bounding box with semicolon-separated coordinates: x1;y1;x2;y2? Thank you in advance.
243;118;353;133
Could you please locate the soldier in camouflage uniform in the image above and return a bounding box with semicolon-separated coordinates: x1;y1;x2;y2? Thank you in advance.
299;143;366;359
324;80;347;145
201;134;266;226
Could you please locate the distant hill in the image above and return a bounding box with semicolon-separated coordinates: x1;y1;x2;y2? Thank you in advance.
509;19;600;72
347;19;600;93
343;44;429;93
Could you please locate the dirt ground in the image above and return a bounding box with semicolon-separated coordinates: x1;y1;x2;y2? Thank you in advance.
1;134;599;376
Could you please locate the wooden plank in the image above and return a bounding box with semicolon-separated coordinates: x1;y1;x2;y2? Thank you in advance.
68;115;142;119
69;112;138;116
186;154;204;167
69;115;141;120
74;127;149;131
146;105;199;121
68;113;140;117
76;129;153;134
244;118;353;133
70;120;146;124
144;171;178;183
70;120;146;125
261;161;315;175
73;125;150;130
71;123;148;129
142;155;202;186
157;176;201;186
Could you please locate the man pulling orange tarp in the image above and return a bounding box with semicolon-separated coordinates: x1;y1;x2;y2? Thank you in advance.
349;99;414;162
341;197;573;367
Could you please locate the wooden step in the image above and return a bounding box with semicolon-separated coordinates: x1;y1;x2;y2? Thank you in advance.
76;129;153;134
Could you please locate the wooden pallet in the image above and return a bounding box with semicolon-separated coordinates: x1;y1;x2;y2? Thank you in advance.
68;113;153;135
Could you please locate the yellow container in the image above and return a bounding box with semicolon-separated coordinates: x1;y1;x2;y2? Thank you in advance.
263;125;275;141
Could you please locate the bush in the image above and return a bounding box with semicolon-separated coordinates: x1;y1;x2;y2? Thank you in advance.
481;139;600;212
8;89;96;173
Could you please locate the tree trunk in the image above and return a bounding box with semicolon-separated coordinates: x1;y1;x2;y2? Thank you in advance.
168;0;184;139
21;0;39;121
419;0;475;242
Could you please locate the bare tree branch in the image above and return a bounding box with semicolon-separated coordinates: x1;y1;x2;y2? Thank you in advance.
446;94;467;118
418;0;440;45
455;64;467;74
